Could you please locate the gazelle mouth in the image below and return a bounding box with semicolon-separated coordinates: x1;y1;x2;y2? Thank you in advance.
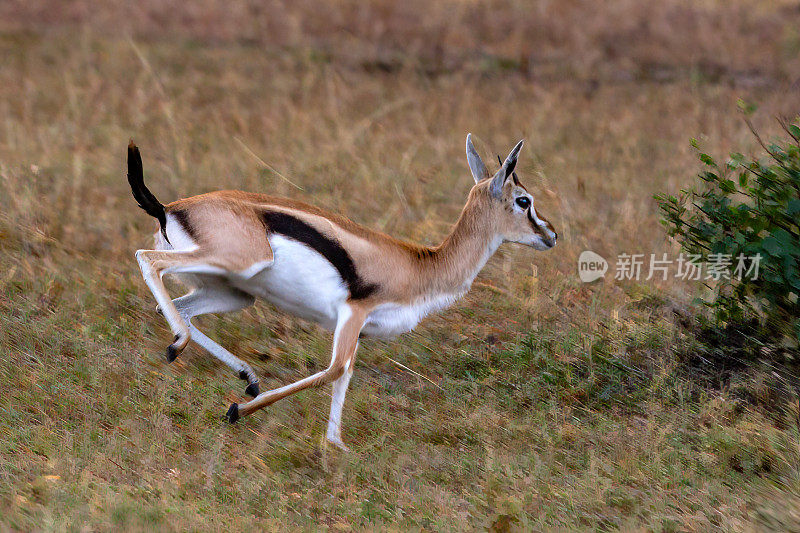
536;230;557;250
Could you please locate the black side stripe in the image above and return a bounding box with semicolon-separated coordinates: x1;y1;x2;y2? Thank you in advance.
262;211;379;300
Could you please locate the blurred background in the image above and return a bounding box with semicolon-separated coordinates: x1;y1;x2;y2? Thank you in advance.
2;1;800;530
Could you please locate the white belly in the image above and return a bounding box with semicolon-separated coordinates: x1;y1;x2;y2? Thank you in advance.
362;292;461;339
232;235;348;330
228;235;463;336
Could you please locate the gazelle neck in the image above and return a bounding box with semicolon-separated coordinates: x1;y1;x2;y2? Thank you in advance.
421;192;502;293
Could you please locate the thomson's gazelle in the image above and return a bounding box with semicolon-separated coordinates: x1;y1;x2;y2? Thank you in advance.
129;135;557;449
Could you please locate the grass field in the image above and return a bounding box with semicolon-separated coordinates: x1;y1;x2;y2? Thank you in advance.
2;1;800;530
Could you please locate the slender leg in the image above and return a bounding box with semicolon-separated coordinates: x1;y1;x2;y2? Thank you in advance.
228;303;366;429
326;342;357;451
136;249;229;360
188;327;260;397
172;286;253;317
172;287;261;396
136;249;194;359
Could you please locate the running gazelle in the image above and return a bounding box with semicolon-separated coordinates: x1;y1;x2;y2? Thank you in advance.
130;134;557;450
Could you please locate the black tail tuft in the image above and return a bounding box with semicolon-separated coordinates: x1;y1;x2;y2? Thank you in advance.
128;140;168;242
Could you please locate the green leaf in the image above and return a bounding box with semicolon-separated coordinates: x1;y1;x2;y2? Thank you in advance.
699;153;716;166
659;120;800;343
719;179;736;193
773;228;794;247
737;99;757;115
762;236;781;256
700;171;718;182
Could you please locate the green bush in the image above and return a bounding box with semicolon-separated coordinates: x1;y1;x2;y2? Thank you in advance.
657;118;800;347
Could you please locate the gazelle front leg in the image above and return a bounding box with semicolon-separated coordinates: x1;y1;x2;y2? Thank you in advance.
326;343;357;451
228;303;366;447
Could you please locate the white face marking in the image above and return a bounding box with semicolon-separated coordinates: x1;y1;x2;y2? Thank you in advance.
527;198;541;223
508;189;557;250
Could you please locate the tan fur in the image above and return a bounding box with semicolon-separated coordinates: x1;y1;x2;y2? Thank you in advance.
134;136;557;438
163;183;518;305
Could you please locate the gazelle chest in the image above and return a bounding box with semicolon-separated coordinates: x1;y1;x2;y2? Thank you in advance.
362;291;463;339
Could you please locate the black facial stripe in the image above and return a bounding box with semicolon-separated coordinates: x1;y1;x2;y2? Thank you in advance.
526;208;544;234
262;211;379;300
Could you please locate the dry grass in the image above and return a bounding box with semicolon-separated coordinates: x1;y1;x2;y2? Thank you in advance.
2;2;800;530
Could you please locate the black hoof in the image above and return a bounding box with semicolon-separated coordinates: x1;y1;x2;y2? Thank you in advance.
226;403;240;424
166;335;181;362
245;382;260;397
166;345;179;362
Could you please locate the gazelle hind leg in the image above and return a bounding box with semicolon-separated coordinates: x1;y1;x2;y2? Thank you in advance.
172;286;261;397
136;249;197;360
188;326;260;397
228;303;366;447
136;248;251;362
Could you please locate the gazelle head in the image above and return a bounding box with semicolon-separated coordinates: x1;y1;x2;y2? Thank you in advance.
465;134;557;251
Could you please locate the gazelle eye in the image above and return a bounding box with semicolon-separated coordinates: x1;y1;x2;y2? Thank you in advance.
515;197;531;209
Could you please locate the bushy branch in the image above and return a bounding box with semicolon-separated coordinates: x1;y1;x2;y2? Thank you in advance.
656;119;800;343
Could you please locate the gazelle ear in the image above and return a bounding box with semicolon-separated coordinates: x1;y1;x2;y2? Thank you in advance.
490;139;524;198
498;155;520;183
466;133;489;184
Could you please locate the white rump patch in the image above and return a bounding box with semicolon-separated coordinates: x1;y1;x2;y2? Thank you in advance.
163;214;199;252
